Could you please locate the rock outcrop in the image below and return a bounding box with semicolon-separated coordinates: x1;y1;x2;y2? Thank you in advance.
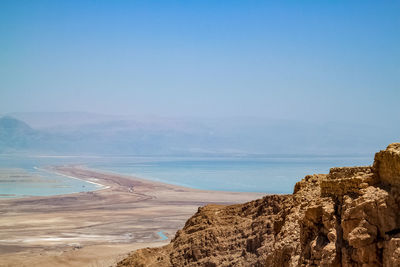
118;143;400;267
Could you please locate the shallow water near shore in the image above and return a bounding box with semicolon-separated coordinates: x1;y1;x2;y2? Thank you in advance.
0;155;103;198
0;154;372;197
89;156;372;193
0;167;102;198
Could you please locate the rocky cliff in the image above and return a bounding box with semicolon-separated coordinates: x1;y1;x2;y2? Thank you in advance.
118;143;400;267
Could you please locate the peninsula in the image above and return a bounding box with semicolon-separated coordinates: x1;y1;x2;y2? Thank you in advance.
119;143;400;267
0;166;264;266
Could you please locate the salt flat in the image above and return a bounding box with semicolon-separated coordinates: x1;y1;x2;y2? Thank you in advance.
0;166;264;267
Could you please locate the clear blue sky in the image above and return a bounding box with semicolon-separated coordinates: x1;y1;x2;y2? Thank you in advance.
1;0;399;123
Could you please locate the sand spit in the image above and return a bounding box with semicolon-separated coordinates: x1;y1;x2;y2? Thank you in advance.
0;166;264;267
118;143;400;267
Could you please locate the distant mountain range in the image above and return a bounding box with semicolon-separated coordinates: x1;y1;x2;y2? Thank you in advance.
0;116;37;150
0;112;398;156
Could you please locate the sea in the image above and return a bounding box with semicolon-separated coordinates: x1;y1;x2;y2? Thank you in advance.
0;154;373;198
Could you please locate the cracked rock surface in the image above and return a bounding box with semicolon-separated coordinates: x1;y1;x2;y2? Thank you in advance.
118;143;400;267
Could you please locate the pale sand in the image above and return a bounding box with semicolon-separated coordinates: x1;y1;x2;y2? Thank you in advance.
0;166;265;267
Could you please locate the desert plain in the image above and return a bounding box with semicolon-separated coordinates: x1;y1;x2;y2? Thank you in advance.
0;166;264;267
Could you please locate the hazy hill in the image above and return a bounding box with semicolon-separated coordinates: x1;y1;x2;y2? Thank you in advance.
0;116;39;152
0;113;398;156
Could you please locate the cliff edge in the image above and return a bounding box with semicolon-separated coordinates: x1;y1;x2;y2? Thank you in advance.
118;143;400;267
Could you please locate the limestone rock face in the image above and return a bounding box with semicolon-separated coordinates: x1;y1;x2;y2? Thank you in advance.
374;143;400;186
118;143;400;267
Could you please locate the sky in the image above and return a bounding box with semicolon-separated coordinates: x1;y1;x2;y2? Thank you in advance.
0;0;399;124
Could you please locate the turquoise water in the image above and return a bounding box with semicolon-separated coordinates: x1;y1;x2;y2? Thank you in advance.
0;155;102;198
89;155;372;194
157;231;168;241
0;154;372;197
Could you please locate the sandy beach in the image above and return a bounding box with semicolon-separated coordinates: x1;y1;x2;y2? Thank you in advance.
0;166;265;267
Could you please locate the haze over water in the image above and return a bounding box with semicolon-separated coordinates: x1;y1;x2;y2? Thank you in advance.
0;154;371;197
89;155;372;193
0;1;399;198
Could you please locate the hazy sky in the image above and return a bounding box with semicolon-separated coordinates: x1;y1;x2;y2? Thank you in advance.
1;0;399;123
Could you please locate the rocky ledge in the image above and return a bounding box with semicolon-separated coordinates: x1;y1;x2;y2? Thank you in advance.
118;143;400;267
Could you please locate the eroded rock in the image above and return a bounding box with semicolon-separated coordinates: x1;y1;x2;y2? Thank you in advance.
117;143;400;267
374;143;400;186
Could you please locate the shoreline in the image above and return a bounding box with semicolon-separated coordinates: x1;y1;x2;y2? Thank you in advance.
35;166;110;191
1;165;269;200
0;166;110;200
0;165;265;267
